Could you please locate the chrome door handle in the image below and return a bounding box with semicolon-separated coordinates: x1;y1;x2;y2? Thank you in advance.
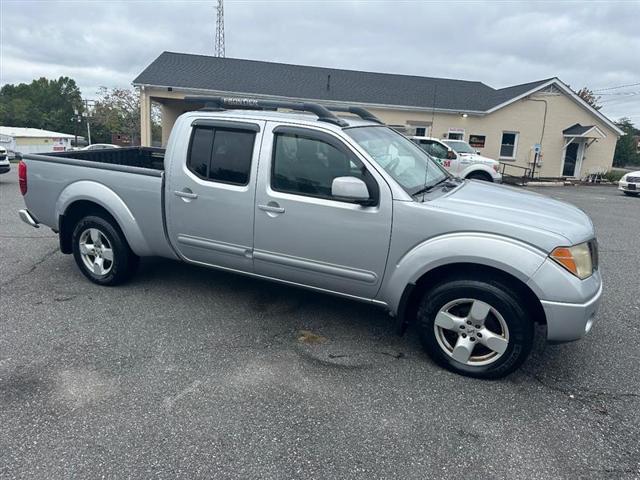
258;204;285;214
174;190;198;199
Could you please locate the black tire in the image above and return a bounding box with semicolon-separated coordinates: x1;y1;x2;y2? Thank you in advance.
417;277;534;379
71;215;139;286
623;191;638;197
466;171;494;182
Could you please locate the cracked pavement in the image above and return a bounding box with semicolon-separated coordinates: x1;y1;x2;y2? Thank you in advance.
1;168;639;479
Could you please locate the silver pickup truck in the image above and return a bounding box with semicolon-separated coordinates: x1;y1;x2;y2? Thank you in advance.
18;97;602;379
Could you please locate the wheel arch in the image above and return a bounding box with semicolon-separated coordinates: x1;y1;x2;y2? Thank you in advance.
396;262;547;335
56;181;151;256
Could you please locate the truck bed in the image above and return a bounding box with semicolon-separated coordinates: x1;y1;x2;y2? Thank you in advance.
41;147;165;171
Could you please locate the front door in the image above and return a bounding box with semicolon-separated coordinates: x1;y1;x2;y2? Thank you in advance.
562;141;584;177
166;118;264;272
252;123;393;299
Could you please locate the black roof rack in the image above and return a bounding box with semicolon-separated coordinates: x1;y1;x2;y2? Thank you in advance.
323;106;384;124
184;96;348;127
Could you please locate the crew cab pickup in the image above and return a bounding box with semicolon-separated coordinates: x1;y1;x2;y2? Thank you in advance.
411;136;502;183
18;97;602;379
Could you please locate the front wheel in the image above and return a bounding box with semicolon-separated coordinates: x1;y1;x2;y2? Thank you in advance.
466;171;494;182
417;278;534;379
72;215;139;286
623;191;639;197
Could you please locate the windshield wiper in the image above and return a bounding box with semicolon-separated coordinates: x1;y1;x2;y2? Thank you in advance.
412;177;458;197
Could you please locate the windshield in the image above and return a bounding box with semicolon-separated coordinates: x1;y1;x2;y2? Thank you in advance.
443;140;475;154
347;127;448;195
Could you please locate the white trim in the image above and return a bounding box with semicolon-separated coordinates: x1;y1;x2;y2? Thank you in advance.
499;131;519;160
486;78;623;136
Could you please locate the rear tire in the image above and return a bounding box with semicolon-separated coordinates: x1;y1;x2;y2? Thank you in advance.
71;215;139;286
466;171;494;182
417;277;534;379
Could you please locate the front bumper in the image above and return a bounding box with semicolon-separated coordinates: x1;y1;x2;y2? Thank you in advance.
541;280;603;343
619;181;638;193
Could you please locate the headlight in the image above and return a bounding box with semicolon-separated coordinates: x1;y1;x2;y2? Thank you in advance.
620;174;628;182
550;242;593;279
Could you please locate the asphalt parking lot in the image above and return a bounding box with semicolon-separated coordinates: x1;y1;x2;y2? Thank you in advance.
1;167;639;479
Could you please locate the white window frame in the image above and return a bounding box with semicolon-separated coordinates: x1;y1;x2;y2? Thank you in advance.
500;131;519;160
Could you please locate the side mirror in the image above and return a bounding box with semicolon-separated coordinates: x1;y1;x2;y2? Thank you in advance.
447;150;456;160
331;176;373;205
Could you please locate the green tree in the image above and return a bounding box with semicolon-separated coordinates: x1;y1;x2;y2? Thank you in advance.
0;77;83;134
613;118;640;167
90;87;161;145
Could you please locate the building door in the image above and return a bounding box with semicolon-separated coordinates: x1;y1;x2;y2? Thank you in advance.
562;141;584;177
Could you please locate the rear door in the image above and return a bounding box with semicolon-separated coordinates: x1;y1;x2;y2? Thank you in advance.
166;118;264;272
252;123;392;299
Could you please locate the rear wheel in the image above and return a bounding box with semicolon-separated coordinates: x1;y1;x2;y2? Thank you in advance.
466;171;494;182
417;277;534;379
72;215;138;286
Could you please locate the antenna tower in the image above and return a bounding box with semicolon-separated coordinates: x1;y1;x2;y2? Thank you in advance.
214;0;225;57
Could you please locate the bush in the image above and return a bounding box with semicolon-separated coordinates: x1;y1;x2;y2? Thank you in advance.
603;170;626;182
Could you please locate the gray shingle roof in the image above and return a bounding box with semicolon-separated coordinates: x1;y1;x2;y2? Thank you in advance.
563;123;595;135
133;52;552;112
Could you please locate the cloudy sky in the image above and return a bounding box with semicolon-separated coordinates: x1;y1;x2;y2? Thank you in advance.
1;0;639;122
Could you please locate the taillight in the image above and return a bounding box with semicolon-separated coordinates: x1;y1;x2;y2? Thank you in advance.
18;160;27;195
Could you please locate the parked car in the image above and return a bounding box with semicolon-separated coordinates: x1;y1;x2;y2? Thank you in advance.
17;97;601;379
0;146;10;174
619;171;640;196
411;136;502;182
81;143;121;151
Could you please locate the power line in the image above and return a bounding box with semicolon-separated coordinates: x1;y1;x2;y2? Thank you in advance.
214;0;225;58
593;82;640;92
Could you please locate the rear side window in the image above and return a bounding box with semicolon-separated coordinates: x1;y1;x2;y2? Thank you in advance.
186;126;256;185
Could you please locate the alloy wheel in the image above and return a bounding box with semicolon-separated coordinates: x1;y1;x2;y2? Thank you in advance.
433;298;510;366
78;228;114;276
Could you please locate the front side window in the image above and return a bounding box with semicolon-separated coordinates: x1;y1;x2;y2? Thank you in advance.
272;131;375;201
420;140;449;159
347;126;448;196
187;126;256;185
500;132;518;159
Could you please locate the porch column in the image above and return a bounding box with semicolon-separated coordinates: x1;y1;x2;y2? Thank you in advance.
140;87;152;147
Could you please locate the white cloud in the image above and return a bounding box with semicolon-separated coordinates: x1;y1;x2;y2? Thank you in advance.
1;0;638;121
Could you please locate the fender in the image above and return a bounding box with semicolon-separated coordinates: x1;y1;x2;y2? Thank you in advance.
56;180;153;256
379;232;548;315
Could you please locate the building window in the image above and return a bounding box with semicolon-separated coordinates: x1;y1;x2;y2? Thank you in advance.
415;127;426;137
500;132;518;159
469;135;486;148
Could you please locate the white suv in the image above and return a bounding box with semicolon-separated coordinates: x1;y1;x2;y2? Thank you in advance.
411;137;501;183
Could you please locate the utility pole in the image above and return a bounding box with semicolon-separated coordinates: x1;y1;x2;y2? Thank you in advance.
214;0;225;57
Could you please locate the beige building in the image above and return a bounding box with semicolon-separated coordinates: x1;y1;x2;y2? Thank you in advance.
134;52;622;179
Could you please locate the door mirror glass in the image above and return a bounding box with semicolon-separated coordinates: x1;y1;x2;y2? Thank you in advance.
331;176;371;203
447;150;457;160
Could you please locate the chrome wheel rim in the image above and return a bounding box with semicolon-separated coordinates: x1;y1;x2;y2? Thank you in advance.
433;298;510;366
79;228;114;276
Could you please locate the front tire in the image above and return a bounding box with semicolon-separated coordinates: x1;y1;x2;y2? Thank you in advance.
466;171;494;182
417;277;534;379
72;215;139;286
623;191;638;197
